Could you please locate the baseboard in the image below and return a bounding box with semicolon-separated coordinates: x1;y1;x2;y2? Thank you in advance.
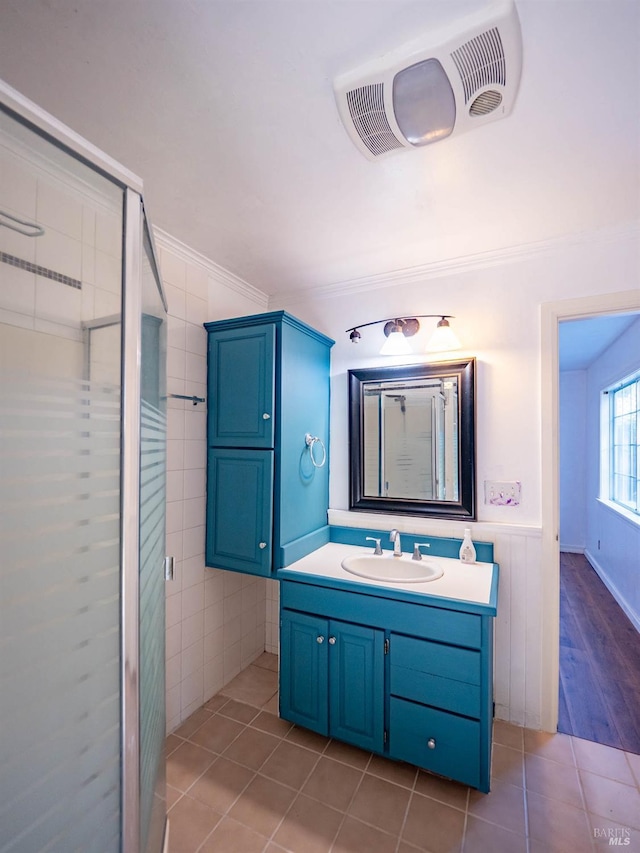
163;819;170;853
559;545;585;554
585;548;640;633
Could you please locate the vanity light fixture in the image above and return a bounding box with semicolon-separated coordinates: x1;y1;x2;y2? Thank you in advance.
345;315;460;355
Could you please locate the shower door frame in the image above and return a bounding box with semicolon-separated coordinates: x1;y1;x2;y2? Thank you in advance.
0;79;168;853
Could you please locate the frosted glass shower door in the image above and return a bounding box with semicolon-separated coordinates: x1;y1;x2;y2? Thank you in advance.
0;107;125;852
138;219;167;853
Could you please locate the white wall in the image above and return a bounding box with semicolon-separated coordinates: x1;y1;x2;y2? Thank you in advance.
272;225;640;728
156;233;272;733
585;316;640;631
559;370;588;551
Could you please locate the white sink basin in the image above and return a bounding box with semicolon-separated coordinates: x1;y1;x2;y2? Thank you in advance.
340;554;444;584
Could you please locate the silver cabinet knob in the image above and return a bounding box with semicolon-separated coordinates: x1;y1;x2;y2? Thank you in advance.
259;542;267;549
427;738;436;749
262;413;271;420
328;636;336;645
316;635;324;644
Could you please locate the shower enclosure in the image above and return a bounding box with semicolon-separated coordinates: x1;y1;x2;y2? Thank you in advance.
0;82;167;852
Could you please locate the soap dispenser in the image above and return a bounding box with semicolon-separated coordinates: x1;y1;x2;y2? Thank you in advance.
459;528;476;563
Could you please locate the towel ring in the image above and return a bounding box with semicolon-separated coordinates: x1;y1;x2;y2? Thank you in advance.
304;433;327;468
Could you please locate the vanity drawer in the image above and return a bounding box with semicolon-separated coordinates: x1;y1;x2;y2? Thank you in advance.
390;634;481;718
389;697;480;788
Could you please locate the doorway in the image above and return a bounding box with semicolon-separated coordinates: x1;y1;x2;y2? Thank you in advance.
540;292;640;736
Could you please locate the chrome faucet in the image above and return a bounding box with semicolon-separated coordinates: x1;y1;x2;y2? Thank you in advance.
389;529;402;557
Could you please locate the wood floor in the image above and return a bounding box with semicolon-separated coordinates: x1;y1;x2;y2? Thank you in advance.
559;551;640;753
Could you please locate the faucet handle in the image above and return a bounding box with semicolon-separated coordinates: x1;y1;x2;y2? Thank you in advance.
365;536;382;555
412;542;431;561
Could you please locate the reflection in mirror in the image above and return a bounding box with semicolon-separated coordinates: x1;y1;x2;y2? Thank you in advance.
349;359;475;519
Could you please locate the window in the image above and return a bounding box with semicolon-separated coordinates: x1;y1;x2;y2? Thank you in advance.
603;371;639;515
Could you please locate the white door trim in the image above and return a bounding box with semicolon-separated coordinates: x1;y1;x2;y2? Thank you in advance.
540;289;640;732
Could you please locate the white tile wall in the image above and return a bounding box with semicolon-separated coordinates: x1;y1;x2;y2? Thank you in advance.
159;239;270;733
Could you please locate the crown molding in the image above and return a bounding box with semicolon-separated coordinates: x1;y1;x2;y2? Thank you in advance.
270;221;640;306
153;226;268;307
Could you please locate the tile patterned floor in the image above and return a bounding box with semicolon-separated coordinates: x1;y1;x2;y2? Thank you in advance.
166;653;640;853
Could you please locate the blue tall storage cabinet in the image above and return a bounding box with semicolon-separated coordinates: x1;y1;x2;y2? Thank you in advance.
204;312;334;577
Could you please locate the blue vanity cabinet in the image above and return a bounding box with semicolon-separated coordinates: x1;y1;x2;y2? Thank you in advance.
280;608;385;753
204;312;334;577
205;448;273;574
278;576;496;792
207;323;275;448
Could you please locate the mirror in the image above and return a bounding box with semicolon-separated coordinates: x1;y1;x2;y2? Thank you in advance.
348;358;475;519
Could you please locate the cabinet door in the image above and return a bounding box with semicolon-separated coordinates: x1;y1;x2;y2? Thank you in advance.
280;610;329;735
205;448;273;576
208;324;275;448
328;620;385;753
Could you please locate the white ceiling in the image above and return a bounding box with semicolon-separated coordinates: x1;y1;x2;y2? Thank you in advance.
0;0;639;300
559;313;639;372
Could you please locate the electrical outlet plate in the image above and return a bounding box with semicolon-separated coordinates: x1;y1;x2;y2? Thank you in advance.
484;480;521;507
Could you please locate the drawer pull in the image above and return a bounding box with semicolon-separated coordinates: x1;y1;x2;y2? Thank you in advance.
316;635;325;644
259;542;267;549
328;636;336;645
262;413;271;420
427;737;436;750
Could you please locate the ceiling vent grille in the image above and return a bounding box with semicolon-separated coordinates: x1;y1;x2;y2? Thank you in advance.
334;0;522;161
469;89;503;116
451;28;506;103
345;84;404;157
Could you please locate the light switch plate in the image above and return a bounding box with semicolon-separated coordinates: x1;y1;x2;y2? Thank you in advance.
484;480;521;506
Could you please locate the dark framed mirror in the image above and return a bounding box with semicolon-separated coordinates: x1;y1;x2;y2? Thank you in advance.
348;358;476;519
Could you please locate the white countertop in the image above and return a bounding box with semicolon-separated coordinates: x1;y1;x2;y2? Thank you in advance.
279;542;495;607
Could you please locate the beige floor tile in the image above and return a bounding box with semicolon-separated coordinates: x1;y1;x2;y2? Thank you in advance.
202;693;229;713
468;778;526;835
492;720;524;751
285;724;331;753
173;707;213;740
217;698;260;724
166;741;217;792
626;751;640;788
262;693;280;714
523;729;575;765
401;791;465;852
199;816;269;853
572;736;637;786
167;784;182;810
348;774;411;836
223;725;280;770
228;773;297;836
165;734;184;757
332;816;398;853
186;756;254;813
167;794;221;853
273;793;344;853
250;709;293;737
367;754;417;789
324;738;371;769
491;743;525;788
414;770;469;810
260;740;321;789
527;789;594;851
580;769;640;831
253;651;279;671
302;756;364;811
463;816;527;853
524;752;584;809
220;664;278;706
189;713;244;754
